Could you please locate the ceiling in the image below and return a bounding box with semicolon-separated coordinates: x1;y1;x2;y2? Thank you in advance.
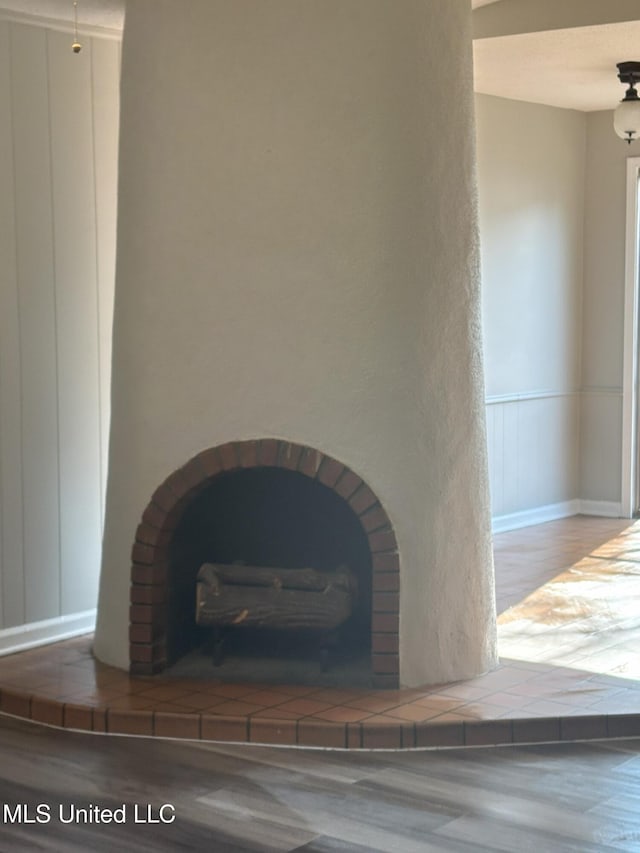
0;0;635;113
474;20;640;112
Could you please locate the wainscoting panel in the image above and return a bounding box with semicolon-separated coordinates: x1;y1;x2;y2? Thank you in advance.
487;392;580;526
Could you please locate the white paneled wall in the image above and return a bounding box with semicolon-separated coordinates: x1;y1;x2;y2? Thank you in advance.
0;17;119;647
476;96;629;529
486;392;581;531
476;95;586;531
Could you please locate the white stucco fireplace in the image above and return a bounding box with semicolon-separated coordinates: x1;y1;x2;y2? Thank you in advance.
94;0;497;688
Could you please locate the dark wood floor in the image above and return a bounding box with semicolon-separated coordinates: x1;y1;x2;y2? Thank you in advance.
0;716;639;851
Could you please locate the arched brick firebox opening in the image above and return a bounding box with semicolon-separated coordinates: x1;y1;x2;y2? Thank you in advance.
129;439;400;688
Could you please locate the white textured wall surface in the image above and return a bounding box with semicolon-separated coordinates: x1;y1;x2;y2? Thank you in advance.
476;94;585;520
0;17;119;635
96;0;497;687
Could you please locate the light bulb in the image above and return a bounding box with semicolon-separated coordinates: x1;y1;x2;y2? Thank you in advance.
614;97;640;144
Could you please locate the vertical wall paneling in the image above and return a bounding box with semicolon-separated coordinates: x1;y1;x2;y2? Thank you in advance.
501;399;520;513
47;30;102;615
517;398;542;509
0;21;24;629
485;405;498;514
11;23;61;624
486;393;580;526
0;14;120;646
486;404;503;517
91;36;120;525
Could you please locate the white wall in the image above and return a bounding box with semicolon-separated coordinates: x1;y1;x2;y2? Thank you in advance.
0;15;119;650
476;94;586;527
582;111;640;506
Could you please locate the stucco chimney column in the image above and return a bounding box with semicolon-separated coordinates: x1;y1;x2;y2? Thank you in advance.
94;0;497;687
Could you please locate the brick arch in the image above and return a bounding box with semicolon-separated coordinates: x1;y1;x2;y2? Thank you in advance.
129;439;400;688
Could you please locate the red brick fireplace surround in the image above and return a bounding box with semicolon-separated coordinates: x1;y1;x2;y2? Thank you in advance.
129;439;399;687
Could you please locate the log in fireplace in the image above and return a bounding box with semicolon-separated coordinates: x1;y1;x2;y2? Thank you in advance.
195;562;358;670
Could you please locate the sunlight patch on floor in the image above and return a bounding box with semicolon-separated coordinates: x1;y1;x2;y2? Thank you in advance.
497;521;640;682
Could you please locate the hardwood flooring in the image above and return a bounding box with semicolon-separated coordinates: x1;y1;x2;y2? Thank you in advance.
1;716;639;852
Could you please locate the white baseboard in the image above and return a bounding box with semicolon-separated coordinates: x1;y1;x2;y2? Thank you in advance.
492;500;581;534
492;498;628;534
0;610;96;657
578;500;624;518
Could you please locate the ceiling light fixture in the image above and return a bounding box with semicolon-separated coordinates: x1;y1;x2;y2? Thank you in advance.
72;0;82;53
614;61;640;144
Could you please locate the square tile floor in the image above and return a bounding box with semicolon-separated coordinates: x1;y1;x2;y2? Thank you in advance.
1;515;640;748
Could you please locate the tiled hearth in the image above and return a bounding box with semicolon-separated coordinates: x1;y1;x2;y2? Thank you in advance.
2;515;640;749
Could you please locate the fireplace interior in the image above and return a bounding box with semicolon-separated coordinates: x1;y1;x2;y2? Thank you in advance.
166;466;373;685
